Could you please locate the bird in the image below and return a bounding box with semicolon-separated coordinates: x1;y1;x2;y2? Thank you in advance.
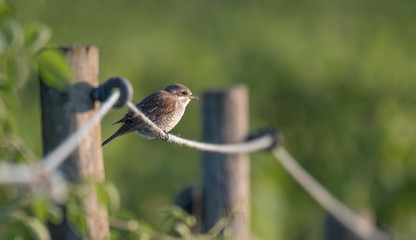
102;83;198;146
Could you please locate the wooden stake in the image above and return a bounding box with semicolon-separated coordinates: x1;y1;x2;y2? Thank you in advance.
201;84;250;240
40;46;109;239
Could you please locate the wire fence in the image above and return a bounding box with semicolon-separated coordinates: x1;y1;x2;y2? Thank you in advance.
0;91;120;185
0;88;391;240
272;147;390;240
126;101;275;153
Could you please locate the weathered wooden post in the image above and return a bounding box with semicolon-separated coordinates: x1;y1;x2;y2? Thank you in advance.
40;46;109;239
201;85;250;240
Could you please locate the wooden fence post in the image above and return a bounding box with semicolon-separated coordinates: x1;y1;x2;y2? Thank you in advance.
201;84;250;240
40;46;109;239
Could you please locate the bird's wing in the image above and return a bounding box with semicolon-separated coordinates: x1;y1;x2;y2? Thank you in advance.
116;90;176;123
102;120;138;146
103;91;176;146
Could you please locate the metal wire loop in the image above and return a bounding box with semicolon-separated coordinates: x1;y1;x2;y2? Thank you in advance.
92;76;133;107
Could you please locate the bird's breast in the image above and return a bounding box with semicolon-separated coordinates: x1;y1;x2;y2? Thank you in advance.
156;102;187;132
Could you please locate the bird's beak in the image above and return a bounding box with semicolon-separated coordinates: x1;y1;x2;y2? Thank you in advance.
190;94;199;100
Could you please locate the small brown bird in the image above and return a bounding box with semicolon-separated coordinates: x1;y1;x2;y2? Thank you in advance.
102;84;198;146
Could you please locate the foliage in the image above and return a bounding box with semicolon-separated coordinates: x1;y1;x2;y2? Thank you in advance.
96;181;236;240
0;0;68;163
0;1;56;237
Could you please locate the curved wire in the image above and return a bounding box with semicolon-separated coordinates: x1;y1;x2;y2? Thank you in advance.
40;91;120;174
0;91;120;184
126;101;275;153
273;146;390;240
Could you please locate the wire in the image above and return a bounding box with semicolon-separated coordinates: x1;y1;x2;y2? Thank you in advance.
126;101;168;138
0;162;34;184
126;101;275;153
0;91;120;184
40;91;120;175
272;146;390;240
167;134;274;153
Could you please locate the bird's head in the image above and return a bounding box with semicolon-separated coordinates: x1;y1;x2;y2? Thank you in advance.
164;84;199;105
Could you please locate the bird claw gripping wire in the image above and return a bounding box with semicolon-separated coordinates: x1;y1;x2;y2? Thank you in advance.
246;127;283;150
159;130;170;141
91;76;133;107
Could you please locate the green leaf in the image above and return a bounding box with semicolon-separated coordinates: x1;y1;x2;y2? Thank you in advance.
158;206;196;233
25;23;51;54
37;49;71;90
0;0;13;19
67;200;87;236
23;216;51;240
111;208;138;220
95;182;109;205
30;194;63;225
173;222;192;238
5;54;30;92
31;195;48;221
96;181;121;213
1;19;24;49
0;196;23;222
46;203;63;224
11;210;51;240
5;56;15;87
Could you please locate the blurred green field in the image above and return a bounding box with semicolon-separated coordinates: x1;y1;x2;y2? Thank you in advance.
11;0;416;239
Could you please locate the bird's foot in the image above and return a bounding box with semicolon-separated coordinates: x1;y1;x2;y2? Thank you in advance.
160;131;170;141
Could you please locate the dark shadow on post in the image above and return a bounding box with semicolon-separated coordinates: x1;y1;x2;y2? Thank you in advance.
40;46;109;239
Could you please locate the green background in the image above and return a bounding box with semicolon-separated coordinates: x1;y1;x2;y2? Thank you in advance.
12;0;416;239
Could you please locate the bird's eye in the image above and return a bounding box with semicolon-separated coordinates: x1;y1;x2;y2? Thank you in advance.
181;91;188;95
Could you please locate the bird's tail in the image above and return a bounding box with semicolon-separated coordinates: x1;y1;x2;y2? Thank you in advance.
102;122;133;146
102;132;120;147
